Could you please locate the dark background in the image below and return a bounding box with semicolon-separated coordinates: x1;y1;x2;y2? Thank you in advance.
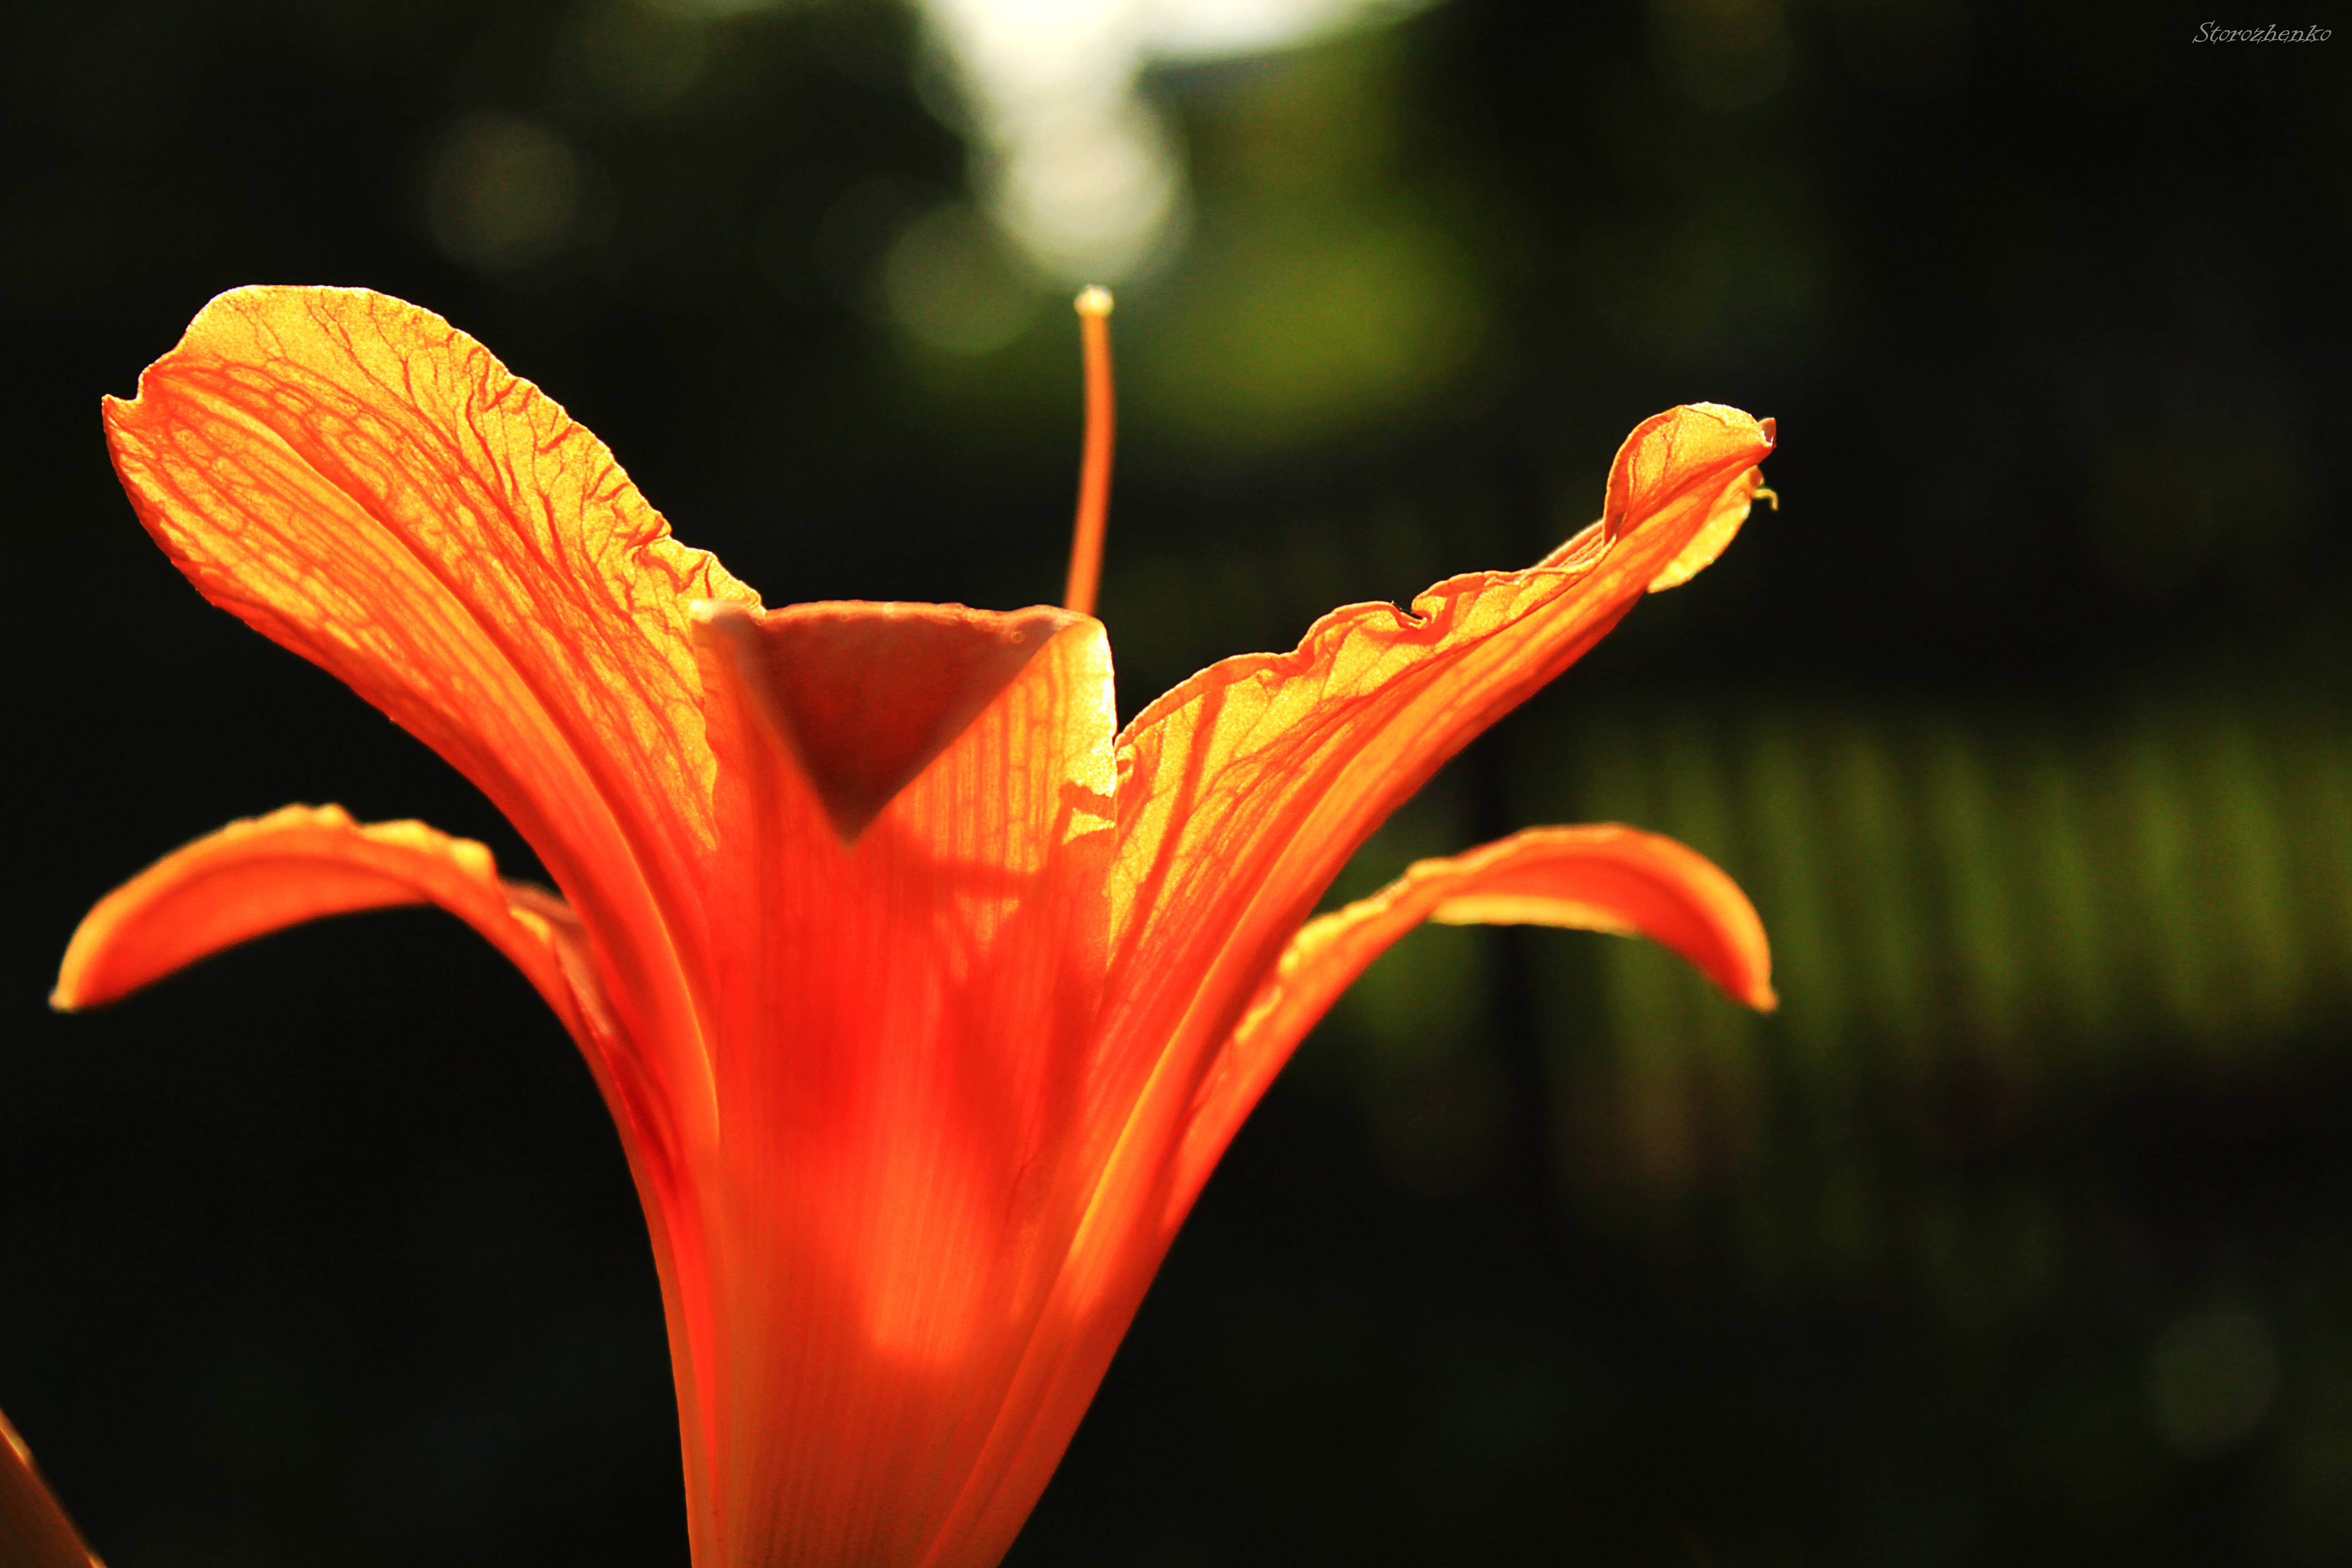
6;0;2351;1563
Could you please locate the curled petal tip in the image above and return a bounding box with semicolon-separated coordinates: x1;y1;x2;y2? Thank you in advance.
1646;460;1770;593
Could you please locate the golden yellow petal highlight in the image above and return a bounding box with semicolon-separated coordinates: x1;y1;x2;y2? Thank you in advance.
0;1409;103;1568
52;804;593;1047
1647;460;1770;593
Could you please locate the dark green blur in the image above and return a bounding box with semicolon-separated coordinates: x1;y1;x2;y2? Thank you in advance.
2;0;2347;1563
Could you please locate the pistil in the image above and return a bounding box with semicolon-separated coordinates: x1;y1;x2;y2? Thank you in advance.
1060;286;1115;618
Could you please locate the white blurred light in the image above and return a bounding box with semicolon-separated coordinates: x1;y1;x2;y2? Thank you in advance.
918;0;1432;284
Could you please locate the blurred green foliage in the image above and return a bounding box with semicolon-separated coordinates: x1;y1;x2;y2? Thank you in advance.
3;0;2348;1563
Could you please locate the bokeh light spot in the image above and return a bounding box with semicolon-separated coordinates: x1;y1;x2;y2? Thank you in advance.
2148;1304;2281;1458
420;113;584;273
881;201;1044;353
568;0;710;116
918;0;1434;281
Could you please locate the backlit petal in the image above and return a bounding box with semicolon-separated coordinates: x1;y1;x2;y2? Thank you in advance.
101;285;754;1080
687;602;1117;1568
46;807;697;1340
74;286;1790;1568
1646;453;1771;592
0;1409;103;1568
698;600;1086;843
1102;405;1771;1165
1174;823;1772;1203
936;824;1776;1549
922;408;1774;1568
51;804;597;1042
1422;825;1775;1009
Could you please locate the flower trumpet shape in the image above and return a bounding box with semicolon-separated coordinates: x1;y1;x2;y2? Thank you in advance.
55;287;1776;1568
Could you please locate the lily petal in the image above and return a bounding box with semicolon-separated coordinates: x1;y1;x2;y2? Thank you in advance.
1647;455;1770;592
694;600;1088;843
687;602;1118;1568
1104;405;1771;1123
45;808;693;1322
0;1409;103;1568
934;410;1772;1568
50;804;600;1045
1175;823;1772;1203
101;285;754;1073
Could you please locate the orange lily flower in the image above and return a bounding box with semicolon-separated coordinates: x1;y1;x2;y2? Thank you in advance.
53;286;1775;1568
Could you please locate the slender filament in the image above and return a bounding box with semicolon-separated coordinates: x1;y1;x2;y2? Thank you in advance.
1062;286;1115;618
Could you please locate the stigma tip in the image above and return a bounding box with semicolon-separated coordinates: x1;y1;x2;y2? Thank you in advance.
1074;286;1113;318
